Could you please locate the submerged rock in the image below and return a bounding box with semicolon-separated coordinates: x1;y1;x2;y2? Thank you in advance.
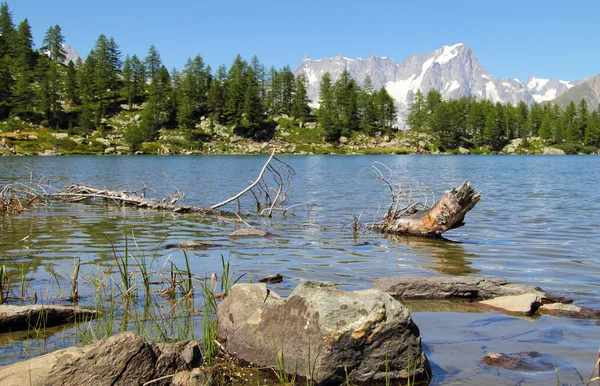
483;351;560;371
228;228;274;238
372;276;570;303
0;332;201;386
0;304;96;332
539;303;600;319
217;281;431;385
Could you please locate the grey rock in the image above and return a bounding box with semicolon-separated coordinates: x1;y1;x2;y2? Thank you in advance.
371;276;569;303
27;135;38;140
0;304;96;332
339;136;349;145
95;138;111;146
458;146;470;154
115;146;130;151
104;147;115;154
478;293;542;316
72;137;85;144
51;133;69;139
543;147;566;155
0;332;201;386
217;281;431;385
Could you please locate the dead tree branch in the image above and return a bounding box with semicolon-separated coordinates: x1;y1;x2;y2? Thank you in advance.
364;163;481;237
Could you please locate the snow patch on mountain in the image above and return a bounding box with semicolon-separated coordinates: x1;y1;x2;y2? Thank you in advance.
295;44;583;126
435;43;463;65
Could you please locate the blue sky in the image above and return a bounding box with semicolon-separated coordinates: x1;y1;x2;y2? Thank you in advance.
6;0;599;82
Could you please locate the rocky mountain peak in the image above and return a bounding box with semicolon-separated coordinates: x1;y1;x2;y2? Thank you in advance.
295;44;582;126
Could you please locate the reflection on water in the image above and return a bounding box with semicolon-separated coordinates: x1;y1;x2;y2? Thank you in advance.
1;154;599;383
384;234;479;275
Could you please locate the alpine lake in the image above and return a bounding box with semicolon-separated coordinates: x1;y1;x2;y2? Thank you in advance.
0;154;598;385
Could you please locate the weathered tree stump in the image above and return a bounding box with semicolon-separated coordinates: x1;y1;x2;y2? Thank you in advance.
370;181;481;237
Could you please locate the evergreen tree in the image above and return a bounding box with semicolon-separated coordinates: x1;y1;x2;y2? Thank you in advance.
224;54;247;126
144;44;162;80
359;76;378;135
36;57;64;126
0;54;12;118
0;2;15;56
131;54;146;103
64;60;78;107
264;67;280;116
279;65;295;116
318;72;338;142
14;19;34;69
291;73;311;120
407;89;427;130
41;24;66;63
578;99;589;142
375;87;397;130
584;110;600;148
333;69;359;136
238;67;267;139
207;64;227;124
563;101;580;143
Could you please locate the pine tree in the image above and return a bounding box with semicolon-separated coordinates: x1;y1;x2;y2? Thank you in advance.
376;87;397;130
131;54;146;103
64;59;78;107
563;101;580;143
333;69;359;136
584;110;600;148
279;65;295;116
207;64;227;124
359;76;377;135
224;54;247;127
407;89;427;130
291;73;311;120
144;44;162;80
318;72;339;142
14;19;34;69
0;2;15;56
41;25;66;63
578;99;589;141
239;67;267;139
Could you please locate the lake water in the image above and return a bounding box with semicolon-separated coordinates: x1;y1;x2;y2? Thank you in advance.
1;155;599;384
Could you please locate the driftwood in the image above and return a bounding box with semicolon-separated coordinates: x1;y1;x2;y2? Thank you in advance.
45;150;294;217
52;184;225;215
369;180;481;237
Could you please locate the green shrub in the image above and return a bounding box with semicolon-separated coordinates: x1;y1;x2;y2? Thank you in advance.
50;138;78;152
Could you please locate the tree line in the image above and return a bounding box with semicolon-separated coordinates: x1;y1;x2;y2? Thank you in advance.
0;3;314;149
317;70;397;141
407;89;600;152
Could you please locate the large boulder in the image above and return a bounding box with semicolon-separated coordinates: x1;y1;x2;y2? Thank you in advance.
0;332;201;386
217;281;431;385
0;304;96;332
372;276;569;303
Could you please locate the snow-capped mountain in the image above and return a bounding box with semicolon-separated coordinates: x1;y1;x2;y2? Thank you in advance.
295;44;581;126
525;77;578;103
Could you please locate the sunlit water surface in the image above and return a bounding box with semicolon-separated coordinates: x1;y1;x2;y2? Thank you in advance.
0;155;598;384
